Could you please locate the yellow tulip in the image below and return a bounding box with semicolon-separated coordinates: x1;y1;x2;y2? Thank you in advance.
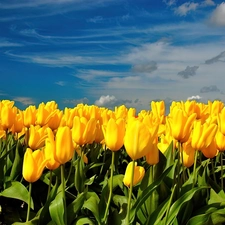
123;161;145;187
215;130;225;151
47;109;63;130
55;126;74;164
218;108;225;135
145;137;159;165
36;101;58;127
23;105;36;128
151;101;165;124
22;148;49;183
102;118;125;151
191;120;217;150
44;128;60;170
201;140;218;159
27;125;48;150
0;103;17;130
124;120;152;160
168;107;196;143
181;141;195;168
72;116;97;146
10;110;24;134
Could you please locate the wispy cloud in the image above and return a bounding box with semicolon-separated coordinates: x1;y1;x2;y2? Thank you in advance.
187;95;202;100
200;85;220;93
132;62;158;73
177;66;199;79
205;51;225;64
175;2;199;16
209;2;225;26
0;39;23;47
13;97;35;105
55;81;66;86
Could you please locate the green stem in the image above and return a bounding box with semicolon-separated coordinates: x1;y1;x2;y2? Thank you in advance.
221;153;224;190
192;150;198;188
211;158;217;183
61;164;67;225
164;184;177;225
146;165;154;224
103;151;115;222
26;182;32;222
126;160;135;224
47;170;53;201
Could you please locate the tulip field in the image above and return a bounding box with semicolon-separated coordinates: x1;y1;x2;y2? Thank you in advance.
1;99;225;225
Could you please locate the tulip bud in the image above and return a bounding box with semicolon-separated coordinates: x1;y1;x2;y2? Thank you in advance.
123;161;145;187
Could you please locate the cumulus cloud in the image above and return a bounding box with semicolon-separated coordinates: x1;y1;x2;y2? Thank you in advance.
200;85;220;93
94;95;117;107
132;61;157;73
13;97;35;105
205;51;225;64
175;2;199;16
177;66;199;79
209;2;225;26
187;95;202;100
94;95;134;108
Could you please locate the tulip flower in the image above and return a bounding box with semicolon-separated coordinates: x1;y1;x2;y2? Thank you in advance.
123;161;145;188
44;128;60;170
22;148;49;183
181;141;195;167
47;109;63;130
0;103;17;130
72;116;97;146
191;120;217;150
36;101;58;127
27;125;48;150
124;119;153;160
102;118;125;151
23;105;36;128
151;101;165;124
168;107;196;143
218;108;225;136
55;126;74;164
10;110;24;134
145;137;159;165
201;140;218;159
215;130;225;151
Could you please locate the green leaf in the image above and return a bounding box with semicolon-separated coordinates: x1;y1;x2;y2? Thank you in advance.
165;186;208;225
83;195;101;224
0;181;34;209
49;187;65;225
186;213;213;225
130;165;173;223
67;192;86;224
75;217;95;225
10;140;23;180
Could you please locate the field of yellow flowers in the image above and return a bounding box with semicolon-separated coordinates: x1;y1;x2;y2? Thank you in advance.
0;99;225;225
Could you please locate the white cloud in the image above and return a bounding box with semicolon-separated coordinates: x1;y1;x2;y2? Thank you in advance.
187;95;202;100
55;81;66;86
209;2;225;26
163;0;177;6
175;2;199;16
0;39;23;47
202;0;215;6
13;97;35;105
95;95;117;107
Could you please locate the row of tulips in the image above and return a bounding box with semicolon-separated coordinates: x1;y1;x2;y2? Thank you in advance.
0;99;225;224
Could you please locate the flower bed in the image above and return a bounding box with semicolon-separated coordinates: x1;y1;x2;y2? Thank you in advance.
0;99;225;225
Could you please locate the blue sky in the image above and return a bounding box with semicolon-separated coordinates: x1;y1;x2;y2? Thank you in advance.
1;0;225;112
